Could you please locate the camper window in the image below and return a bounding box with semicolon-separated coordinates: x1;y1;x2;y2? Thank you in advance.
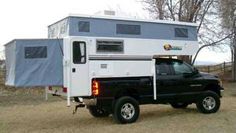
116;24;141;35
73;41;86;64
175;28;188;38
96;40;123;53
24;46;47;59
78;21;90;32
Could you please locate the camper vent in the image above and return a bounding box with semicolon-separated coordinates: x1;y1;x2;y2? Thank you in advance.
104;10;115;16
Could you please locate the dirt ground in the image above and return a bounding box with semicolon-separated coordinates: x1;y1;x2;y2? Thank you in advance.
0;83;236;133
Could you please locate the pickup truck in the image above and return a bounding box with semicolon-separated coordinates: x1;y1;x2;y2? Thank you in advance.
78;58;224;124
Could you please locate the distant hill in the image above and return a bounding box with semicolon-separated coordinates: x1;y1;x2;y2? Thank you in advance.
194;60;219;66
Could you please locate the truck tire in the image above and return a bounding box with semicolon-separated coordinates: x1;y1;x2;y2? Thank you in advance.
170;103;188;109
196;91;220;114
113;96;140;124
88;106;110;117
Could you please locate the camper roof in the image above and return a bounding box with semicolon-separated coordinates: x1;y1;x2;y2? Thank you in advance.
48;14;198;28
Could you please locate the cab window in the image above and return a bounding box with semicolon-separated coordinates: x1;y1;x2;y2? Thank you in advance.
172;61;193;75
156;62;173;76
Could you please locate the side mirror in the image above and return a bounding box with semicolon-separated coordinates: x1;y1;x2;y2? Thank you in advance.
183;68;199;78
183;72;193;78
193;67;199;74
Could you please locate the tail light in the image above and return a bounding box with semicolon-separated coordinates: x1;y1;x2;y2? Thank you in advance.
63;87;67;93
92;80;99;96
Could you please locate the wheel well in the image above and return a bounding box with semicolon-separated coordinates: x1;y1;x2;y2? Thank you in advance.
204;84;221;96
114;89;140;101
112;89;140;113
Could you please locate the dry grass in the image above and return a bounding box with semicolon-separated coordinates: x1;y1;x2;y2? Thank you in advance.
0;82;236;133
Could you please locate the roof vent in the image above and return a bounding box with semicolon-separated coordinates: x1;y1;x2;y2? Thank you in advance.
95;10;116;16
104;10;116;16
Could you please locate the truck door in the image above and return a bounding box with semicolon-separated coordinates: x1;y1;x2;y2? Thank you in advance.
171;61;201;93
156;61;178;97
69;40;90;97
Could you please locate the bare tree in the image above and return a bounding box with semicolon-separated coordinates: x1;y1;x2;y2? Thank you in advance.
143;0;214;30
142;0;219;64
219;0;236;81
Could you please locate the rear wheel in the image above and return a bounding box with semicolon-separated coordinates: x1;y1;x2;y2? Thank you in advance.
196;91;220;114
170;103;188;109
113;96;140;124
87;106;110;117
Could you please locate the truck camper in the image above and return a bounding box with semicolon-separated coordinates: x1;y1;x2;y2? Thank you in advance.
5;13;223;123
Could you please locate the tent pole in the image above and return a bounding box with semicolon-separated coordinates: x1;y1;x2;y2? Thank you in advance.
45;87;48;101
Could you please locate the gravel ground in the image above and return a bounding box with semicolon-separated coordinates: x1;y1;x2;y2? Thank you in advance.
0;83;236;133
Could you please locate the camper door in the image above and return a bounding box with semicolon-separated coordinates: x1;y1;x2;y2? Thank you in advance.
68;38;90;97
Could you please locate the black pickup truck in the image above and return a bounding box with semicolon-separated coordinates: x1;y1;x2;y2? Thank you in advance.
79;58;224;124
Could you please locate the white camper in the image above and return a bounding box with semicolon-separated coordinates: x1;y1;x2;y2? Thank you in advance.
6;14;198;98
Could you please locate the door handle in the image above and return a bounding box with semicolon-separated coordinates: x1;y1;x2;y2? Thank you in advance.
72;68;76;72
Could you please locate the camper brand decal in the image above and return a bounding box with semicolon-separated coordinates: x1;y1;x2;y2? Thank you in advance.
163;44;182;51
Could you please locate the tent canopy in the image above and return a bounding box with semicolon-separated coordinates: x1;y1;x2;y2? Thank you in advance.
5;39;63;87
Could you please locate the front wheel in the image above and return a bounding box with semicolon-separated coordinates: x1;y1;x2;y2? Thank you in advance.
87;106;110;117
113;96;140;124
196;91;220;114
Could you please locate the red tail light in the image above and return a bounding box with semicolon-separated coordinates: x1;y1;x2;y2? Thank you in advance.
63;87;67;93
92;80;99;96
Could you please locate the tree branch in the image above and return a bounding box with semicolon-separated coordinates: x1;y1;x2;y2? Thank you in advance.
197;0;214;33
166;0;176;21
178;0;183;20
192;33;233;65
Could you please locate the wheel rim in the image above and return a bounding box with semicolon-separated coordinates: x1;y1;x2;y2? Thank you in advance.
121;103;135;120
202;96;216;110
96;109;104;114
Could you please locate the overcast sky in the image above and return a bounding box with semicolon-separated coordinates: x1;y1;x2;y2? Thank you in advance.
0;0;231;63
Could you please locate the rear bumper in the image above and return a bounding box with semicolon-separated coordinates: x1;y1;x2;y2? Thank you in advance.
83;98;97;106
82;97;114;111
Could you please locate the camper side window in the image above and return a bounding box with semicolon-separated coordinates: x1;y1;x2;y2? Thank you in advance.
116;24;141;35
73;41;86;64
78;21;90;32
175;28;188;38
96;40;124;53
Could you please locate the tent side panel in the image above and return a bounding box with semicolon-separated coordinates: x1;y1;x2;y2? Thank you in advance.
5;41;16;86
14;39;63;87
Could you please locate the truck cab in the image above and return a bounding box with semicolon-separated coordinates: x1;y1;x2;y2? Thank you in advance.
155;58;223;99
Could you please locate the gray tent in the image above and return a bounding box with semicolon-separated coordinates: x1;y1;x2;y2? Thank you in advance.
5;39;63;87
